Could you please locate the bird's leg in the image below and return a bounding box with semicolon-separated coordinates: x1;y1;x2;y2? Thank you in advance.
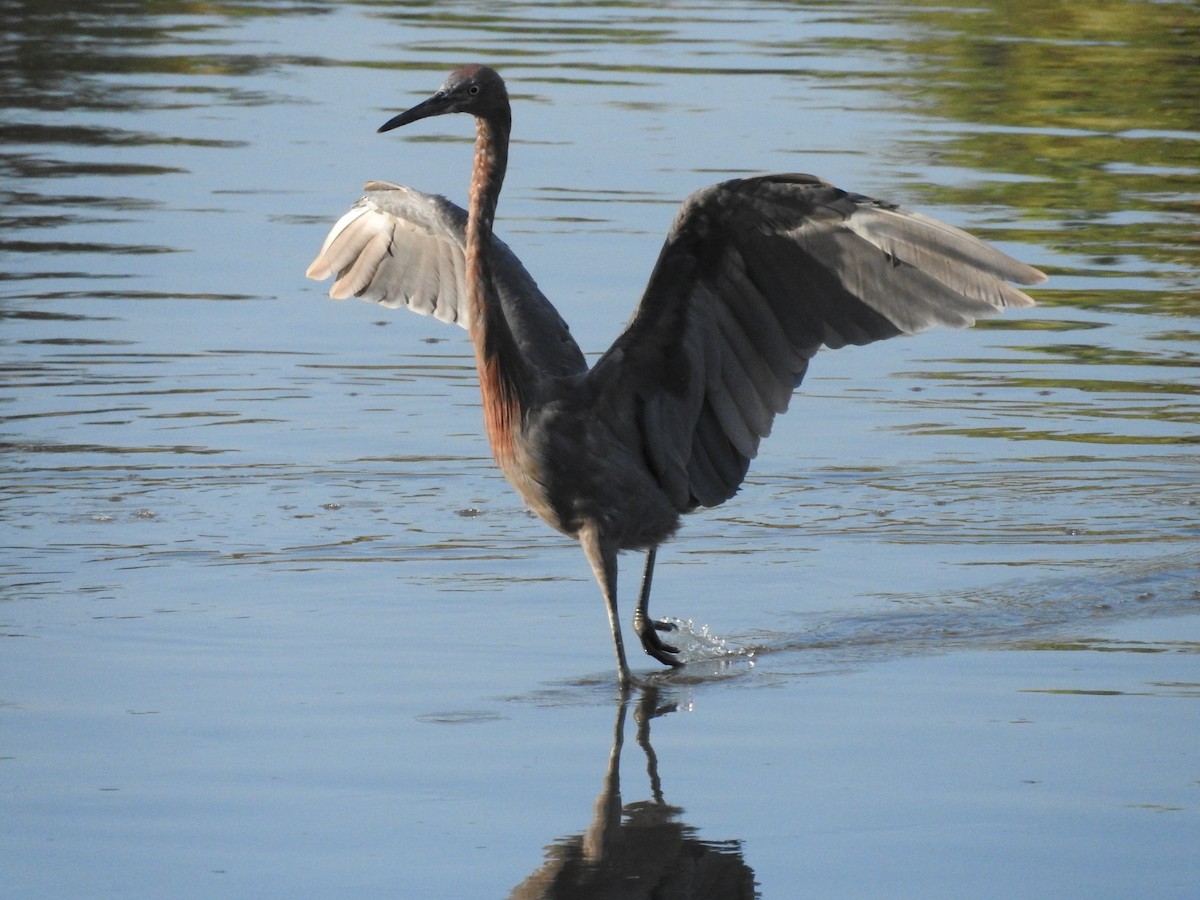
633;546;683;668
579;522;634;688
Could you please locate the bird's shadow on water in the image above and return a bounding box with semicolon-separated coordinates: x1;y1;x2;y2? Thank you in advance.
508;686;759;900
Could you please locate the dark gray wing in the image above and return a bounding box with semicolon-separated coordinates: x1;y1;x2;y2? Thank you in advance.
306;181;585;377
587;173;1044;511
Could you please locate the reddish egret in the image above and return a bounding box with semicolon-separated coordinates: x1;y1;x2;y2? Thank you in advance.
306;65;1044;686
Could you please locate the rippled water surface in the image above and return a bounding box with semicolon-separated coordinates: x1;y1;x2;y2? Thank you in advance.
3;2;1198;897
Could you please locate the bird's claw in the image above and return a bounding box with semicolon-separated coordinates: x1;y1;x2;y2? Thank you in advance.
635;615;683;668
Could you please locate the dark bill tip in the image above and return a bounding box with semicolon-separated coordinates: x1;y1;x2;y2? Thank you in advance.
377;94;448;133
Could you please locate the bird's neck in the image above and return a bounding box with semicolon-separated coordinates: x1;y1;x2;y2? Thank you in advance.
465;111;525;468
466;113;509;253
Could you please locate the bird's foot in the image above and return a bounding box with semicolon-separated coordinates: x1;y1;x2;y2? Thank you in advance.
634;614;683;668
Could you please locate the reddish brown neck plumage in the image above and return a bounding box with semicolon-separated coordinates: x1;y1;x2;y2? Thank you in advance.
464;110;523;467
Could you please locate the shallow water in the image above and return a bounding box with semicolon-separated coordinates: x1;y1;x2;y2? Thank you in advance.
2;1;1198;897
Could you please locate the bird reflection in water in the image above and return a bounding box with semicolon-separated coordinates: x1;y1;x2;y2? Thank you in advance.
510;687;758;899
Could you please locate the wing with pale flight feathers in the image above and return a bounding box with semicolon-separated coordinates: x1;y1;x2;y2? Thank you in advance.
587;173;1044;512
306;181;585;377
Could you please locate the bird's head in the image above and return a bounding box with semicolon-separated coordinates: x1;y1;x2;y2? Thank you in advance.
378;65;509;133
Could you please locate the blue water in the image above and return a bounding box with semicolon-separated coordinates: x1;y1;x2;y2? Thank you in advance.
3;2;1198;897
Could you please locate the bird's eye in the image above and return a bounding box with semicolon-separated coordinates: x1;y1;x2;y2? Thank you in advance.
468;84;481;95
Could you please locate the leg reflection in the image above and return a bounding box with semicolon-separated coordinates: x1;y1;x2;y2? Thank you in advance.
510;686;758;899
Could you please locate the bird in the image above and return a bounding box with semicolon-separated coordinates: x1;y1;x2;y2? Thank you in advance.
306;64;1045;687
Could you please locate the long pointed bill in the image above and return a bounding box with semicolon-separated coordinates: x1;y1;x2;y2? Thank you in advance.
378;93;451;133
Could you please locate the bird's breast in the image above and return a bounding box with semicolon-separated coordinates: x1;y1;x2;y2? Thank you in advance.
503;399;682;550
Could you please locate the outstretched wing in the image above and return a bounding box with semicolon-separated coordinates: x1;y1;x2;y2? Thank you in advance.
306;181;586;377
587;173;1045;512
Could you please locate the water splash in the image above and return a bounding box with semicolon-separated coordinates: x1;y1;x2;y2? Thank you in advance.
659;617;753;666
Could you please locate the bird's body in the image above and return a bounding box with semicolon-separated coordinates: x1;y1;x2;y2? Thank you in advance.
307;65;1045;686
